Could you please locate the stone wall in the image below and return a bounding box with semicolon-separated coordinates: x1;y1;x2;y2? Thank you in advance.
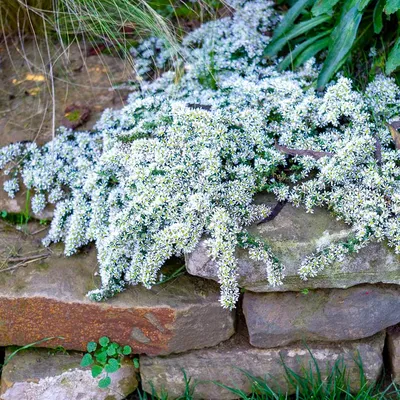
0;199;398;399
140;200;400;399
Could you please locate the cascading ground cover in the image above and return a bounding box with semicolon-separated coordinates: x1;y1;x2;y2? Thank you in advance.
0;0;399;308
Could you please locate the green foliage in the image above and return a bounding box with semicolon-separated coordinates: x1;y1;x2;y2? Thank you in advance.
0;211;30;226
99;376;112;388
266;0;400;89
81;337;132;389
387;37;400;74
155;265;186;286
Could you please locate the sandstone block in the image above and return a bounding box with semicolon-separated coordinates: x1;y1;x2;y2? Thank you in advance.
186;195;400;292
243;285;400;348
140;333;385;400
0;229;234;356
387;324;400;384
0;347;137;400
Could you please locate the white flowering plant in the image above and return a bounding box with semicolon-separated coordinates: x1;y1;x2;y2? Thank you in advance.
0;0;399;309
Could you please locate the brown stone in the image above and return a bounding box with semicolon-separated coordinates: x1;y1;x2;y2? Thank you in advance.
140;332;385;399
186;194;400;292
0;228;235;356
243;285;400;348
61;103;91;129
0;347;138;400
387;324;400;384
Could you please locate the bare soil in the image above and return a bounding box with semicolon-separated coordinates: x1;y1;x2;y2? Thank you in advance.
0;37;135;147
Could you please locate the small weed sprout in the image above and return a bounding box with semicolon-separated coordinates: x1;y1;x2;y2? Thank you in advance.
80;336;132;388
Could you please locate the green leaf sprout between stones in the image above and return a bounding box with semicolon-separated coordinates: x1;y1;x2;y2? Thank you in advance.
80;337;132;388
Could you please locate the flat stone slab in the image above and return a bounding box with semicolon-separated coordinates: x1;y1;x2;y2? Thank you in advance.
243;285;400;348
0;347;137;400
186;195;400;292
140;332;385;399
387;324;400;384
0;229;234;356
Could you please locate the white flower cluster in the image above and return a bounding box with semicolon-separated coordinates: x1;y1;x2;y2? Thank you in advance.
131;0;278;80
3;178;19;199
0;1;399;308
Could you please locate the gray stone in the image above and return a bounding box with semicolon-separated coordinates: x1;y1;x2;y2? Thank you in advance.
0;228;235;356
243;285;400;348
140;332;385;400
387;324;400;384
186;194;400;292
0;347;138;400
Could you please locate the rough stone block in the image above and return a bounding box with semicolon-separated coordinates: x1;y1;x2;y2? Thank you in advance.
387;324;400;384
186;195;400;292
0;229;235;356
140;332;385;400
243;285;400;348
0;347;137;400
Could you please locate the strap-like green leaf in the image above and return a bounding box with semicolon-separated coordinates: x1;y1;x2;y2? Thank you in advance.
384;0;400;14
373;0;386;33
278;31;330;70
312;0;341;16
264;14;331;57
386;37;400;74
317;6;363;89
358;0;373;11
294;36;331;67
272;0;314;39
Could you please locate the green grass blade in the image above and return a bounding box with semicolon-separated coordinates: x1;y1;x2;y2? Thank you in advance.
317;6;363;89
3;336;64;367
264;14;331;57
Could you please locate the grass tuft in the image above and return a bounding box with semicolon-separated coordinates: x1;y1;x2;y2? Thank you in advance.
137;351;400;399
